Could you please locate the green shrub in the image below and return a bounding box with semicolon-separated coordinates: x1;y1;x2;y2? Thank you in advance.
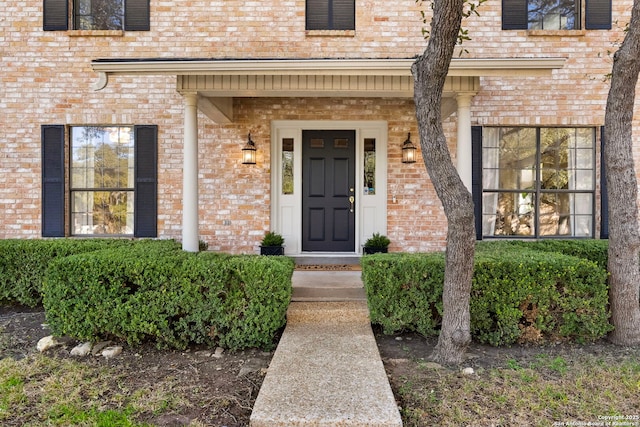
0;239;157;306
471;249;611;345
42;248;293;350
362;247;612;346
362;253;444;337
477;240;609;268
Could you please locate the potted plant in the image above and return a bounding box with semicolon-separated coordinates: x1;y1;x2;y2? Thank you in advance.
363;232;390;255
260;231;285;255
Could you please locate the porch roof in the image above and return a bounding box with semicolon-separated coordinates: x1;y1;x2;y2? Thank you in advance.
90;57;565;123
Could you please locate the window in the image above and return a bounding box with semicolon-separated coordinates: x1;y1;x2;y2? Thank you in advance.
41;125;157;237
475;127;595;238
528;0;579;29
502;0;611;30
282;138;294;195
43;0;150;31
306;0;355;30
70;126;134;235
364;138;376;195
74;0;124;30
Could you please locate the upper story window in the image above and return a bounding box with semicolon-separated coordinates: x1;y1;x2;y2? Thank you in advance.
74;0;124;30
502;0;611;30
528;0;579;29
306;0;355;30
43;0;150;31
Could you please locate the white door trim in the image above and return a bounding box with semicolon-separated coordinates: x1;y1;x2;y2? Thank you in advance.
270;120;388;255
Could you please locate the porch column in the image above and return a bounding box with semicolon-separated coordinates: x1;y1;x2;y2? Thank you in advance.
456;92;474;192
182;92;199;252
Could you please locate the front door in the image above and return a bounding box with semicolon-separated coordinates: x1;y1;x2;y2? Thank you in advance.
302;130;356;252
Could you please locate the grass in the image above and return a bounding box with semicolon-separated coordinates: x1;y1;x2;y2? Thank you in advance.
393;352;640;426
0;354;203;427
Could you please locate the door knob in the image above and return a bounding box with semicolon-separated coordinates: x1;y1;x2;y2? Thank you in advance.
349;196;355;213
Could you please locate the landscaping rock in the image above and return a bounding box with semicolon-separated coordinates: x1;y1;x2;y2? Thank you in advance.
102;346;123;359
461;367;475;375
70;342;92;357
36;335;60;352
212;347;224;359
91;341;112;356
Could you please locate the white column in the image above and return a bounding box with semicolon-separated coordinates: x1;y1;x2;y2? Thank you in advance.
456;93;473;192
182;93;199;252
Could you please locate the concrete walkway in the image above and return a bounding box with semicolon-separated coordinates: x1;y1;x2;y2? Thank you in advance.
250;270;402;427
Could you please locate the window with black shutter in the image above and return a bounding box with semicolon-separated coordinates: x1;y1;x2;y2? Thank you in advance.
502;0;611;30
41;124;157;237
43;0;149;31
306;0;355;30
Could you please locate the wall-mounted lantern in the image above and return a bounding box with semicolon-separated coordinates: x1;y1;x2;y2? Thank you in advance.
402;132;417;164
242;133;257;164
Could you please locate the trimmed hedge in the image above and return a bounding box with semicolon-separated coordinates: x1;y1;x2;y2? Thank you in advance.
0;239;165;306
471;249;611;345
363;244;612;346
362;253;444;337
42;245;293;350
477;240;609;269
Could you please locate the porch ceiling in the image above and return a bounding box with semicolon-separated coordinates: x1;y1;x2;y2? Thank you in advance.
91;57;565;123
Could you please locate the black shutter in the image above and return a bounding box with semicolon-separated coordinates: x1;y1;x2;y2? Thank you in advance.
41;125;66;237
306;0;329;30
502;0;528;29
472;126;483;241
585;0;611;30
124;0;150;31
43;0;68;31
134;125;157;237
600;127;609;239
333;0;355;30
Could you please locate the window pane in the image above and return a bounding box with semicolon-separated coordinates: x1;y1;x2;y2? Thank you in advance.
364;138;376;195
74;0;124;30
282;138;294;195
72;190;134;235
484;192;535;236
71;126;134;189
528;0;578;29
539;192;593;236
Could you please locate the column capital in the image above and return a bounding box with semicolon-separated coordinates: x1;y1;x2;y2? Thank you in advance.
455;92;475;107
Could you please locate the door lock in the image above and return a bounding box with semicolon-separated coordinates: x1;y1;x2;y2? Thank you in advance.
349;196;355;213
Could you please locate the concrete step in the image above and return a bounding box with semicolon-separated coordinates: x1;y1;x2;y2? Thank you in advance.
292;286;366;302
293;255;361;266
291;270;366;302
286;301;371;325
250;300;402;427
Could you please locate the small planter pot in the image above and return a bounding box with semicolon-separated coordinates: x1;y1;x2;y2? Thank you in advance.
363;247;388;255
260;245;285;256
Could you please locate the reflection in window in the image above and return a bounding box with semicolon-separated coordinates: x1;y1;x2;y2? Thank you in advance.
282;138;294;195
70;126;134;235
528;0;578;29
482;127;594;238
74;0;124;30
364;138;376;195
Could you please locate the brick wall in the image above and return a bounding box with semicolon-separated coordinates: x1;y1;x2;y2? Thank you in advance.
1;0;638;253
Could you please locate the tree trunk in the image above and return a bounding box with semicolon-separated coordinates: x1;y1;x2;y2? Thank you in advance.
412;0;476;365
604;0;640;346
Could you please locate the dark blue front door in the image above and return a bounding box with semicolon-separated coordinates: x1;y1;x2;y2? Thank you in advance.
302;130;356;252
